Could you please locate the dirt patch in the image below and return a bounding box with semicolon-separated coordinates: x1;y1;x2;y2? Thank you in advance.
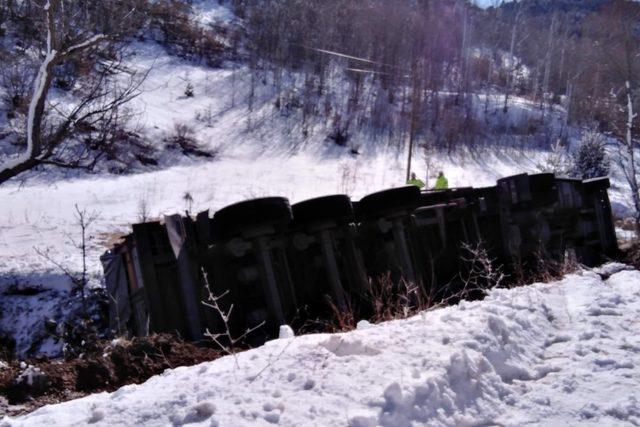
0;334;220;418
616;218;638;232
623;241;640;270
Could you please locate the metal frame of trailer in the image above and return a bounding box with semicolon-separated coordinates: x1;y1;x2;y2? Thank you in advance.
102;173;620;345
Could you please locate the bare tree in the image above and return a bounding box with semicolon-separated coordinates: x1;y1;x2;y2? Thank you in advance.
540;12;557;120
503;1;523;113
588;1;640;236
201;270;264;363
0;0;147;185
36;204;99;318
616;81;640;235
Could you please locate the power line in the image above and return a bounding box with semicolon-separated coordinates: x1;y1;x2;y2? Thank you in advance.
300;45;398;69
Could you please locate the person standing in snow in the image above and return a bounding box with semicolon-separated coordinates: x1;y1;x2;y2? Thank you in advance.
434;171;448;189
407;172;425;189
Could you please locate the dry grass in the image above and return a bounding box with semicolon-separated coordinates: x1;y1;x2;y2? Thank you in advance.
511;247;581;286
367;274;428;324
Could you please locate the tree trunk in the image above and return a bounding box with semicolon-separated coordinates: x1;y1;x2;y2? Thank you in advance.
406;60;421;182
624;81;640;237
541;13;557;121
503;6;521;113
0;0;59;186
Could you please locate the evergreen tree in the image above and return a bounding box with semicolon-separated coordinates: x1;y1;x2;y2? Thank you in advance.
570;132;610;179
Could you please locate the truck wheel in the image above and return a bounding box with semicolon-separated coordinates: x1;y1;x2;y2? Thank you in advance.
356;186;421;220
212;197;292;241
292;195;354;226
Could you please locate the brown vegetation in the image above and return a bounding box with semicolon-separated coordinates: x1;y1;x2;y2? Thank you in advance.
0;334;220;417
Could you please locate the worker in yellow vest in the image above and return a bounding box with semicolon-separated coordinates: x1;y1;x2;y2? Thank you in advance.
406;172;425;189
434;171;448;190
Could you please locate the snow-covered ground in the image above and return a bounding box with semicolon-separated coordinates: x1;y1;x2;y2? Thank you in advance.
3;264;640;426
0;41;634;287
1;2;636;287
2;2;639;421
1;35;637;356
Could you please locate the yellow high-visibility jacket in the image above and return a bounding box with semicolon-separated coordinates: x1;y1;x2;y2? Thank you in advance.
407;178;425;189
434;175;448;189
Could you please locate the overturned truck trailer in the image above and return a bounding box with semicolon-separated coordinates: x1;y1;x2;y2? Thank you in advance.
101;173;619;343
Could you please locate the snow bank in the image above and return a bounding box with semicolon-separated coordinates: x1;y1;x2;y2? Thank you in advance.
4;265;640;426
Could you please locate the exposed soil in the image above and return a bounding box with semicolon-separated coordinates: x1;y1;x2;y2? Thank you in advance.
623;240;640;270
616;218;638;232
0;334;220;418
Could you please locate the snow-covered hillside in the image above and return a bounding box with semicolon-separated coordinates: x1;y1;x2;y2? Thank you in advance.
0;1;637;358
4;264;640;426
1;1;636;289
0;40;633;288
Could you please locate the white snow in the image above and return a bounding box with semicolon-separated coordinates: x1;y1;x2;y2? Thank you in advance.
1;39;634;286
192;0;236;27
1;38;637;356
0;36;635;292
1;1;638;359
278;325;295;340
3;265;640;426
0;286;75;357
15;366;44;388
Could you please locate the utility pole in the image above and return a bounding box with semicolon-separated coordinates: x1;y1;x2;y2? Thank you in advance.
406;59;420;182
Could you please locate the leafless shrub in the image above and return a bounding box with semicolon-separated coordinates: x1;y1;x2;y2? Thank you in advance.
511;246;580;287
195;104;216;127
308;297;356;334
148;0;226;66
0;54;36;113
326;301;356;332
367;274;427;323
201;271;264;364
137;194;150;223
338;161;357;195
459;242;506;293
293;276;424;336
173;122;193;142
35;204;100;319
421;243;506;310
537;139;568;175
184;82;195;98
166;122;213;158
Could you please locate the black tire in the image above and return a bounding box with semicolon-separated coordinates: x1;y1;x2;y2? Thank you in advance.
212;197;292;241
356;186;421;220
292;195;354;226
